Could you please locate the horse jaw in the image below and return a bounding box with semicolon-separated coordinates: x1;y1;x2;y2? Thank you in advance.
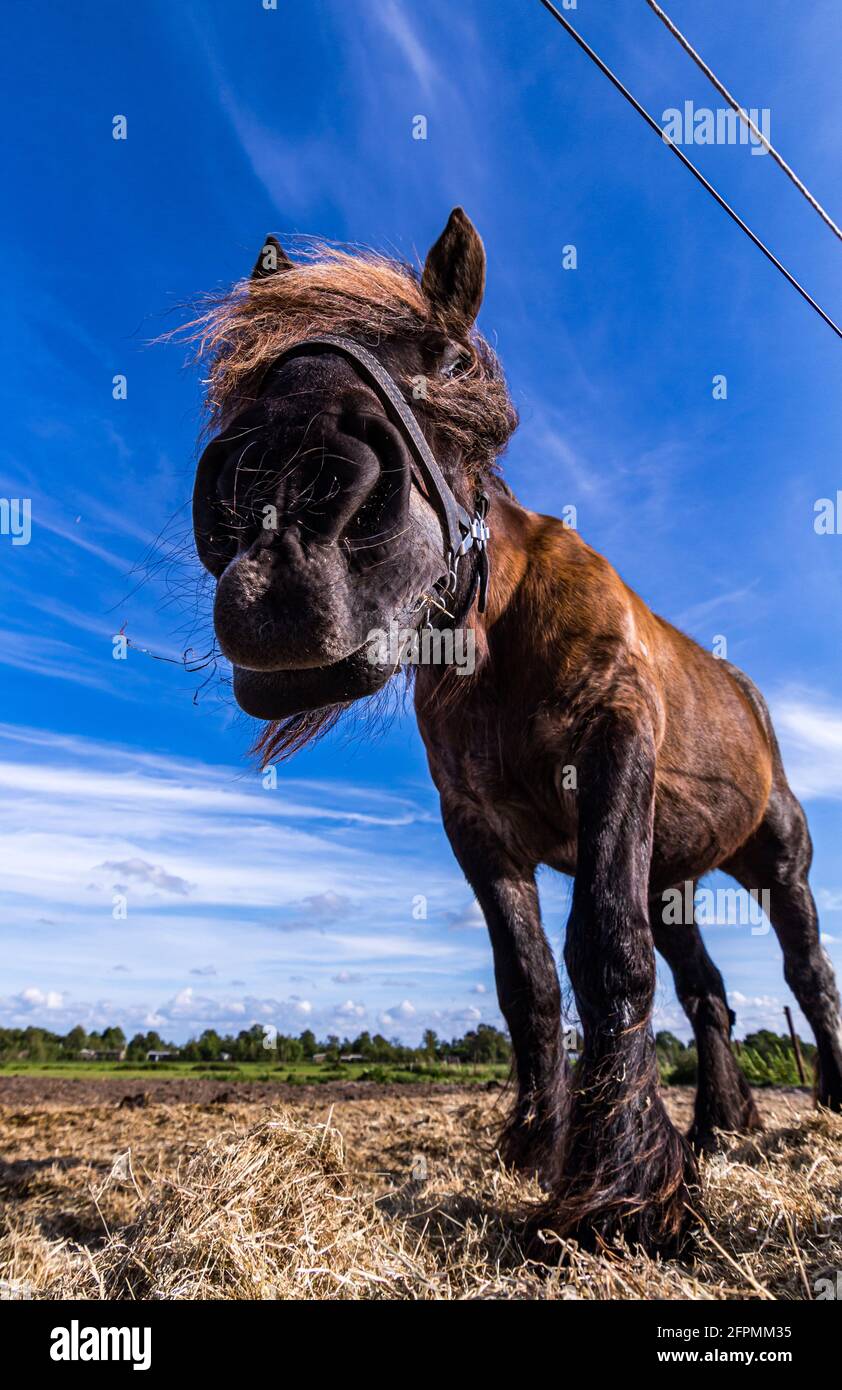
226;488;446;716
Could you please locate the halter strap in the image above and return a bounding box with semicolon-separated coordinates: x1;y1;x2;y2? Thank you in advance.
271;335;491;613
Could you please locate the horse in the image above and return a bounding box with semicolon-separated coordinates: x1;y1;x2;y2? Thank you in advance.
190;208;842;1255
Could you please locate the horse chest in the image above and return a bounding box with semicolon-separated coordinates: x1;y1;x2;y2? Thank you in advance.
432;729;581;871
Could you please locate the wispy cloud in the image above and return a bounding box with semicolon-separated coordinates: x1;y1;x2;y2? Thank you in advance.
94;857;195;897
34;513;131;573
446;899;485;930
675;582;761;634
372;0;440;97
0;723;492;1040
0;627;123;693
772;689;842;800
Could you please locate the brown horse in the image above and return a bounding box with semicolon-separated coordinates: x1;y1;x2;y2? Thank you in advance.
190;209;842;1255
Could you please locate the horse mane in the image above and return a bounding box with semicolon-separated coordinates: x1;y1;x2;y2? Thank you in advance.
181;240;518;765
181;240;517;476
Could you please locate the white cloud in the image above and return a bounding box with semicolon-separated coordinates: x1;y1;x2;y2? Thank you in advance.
0;981;502;1045
94;857;194;897
446;899;486;930
0;722;491;1041
0;627;122;694
379;999;417;1026
278;890;354;933
675;583;761;634
302;891;349;917
373;0;440;95
153;987;313;1028
0;725;452;920
18;986;63;1011
728;990;795;1033
772;691;842;800
333;1000;366;1021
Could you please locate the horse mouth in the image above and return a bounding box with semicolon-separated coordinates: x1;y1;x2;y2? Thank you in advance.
232;641;392;719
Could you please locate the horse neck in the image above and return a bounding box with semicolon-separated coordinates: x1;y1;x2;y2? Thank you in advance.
480;487;536;626
413;486;553;725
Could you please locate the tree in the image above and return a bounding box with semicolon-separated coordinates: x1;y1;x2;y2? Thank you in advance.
127;1031;168;1059
22;1027;51;1062
63;1025;88;1057
197;1029;222;1060
462;1024;510;1064
277;1035;304;1063
349;1031;375;1059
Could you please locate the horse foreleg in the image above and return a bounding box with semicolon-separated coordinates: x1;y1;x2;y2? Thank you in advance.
442;809;568;1185
536;714;698;1257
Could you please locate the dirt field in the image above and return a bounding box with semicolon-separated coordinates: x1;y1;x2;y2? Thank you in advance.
1;1079;839;1300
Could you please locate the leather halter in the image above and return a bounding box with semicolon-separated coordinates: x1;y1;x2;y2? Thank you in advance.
271;335;491;614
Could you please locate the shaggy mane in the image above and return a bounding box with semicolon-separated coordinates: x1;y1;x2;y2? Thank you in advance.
182;241;517;476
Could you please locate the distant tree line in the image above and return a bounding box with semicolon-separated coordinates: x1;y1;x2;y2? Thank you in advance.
0;1022;815;1085
0;1025;130;1062
0;1022;512;1066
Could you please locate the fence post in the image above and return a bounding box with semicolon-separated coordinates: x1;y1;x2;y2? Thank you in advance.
783;1005;807;1084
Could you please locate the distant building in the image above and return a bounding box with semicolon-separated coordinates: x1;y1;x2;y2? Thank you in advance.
146;1050;178;1062
312;1053;328;1064
79;1048;127;1062
339;1054;364;1064
220;1052;232;1062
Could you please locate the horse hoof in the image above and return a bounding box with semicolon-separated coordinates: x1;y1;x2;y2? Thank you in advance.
524;1189;698;1264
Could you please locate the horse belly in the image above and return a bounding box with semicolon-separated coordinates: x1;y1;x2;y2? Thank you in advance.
650;741;772;890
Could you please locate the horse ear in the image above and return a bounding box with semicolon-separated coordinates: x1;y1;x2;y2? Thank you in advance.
421;208;486;330
251;234;294;280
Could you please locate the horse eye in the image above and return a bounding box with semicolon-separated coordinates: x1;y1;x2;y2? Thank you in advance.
440;345;470;379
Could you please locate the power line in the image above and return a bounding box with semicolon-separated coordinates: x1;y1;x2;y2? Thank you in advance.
645;0;842;245
536;0;842;342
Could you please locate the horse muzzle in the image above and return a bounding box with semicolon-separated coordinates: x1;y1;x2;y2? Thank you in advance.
193;351;449;683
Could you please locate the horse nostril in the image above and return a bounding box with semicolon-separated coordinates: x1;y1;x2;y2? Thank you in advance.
192;377;416;576
327;412;412;551
193;495;240;578
192;405;274;576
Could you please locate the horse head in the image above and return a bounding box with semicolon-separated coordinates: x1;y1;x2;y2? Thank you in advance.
192;209;515;749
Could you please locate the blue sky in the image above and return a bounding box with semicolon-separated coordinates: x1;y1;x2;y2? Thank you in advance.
2;0;842;1045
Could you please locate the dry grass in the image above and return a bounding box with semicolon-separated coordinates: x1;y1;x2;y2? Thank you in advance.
1;1088;839;1300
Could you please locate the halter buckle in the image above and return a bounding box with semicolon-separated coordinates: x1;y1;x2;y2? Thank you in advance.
440;494;491;610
